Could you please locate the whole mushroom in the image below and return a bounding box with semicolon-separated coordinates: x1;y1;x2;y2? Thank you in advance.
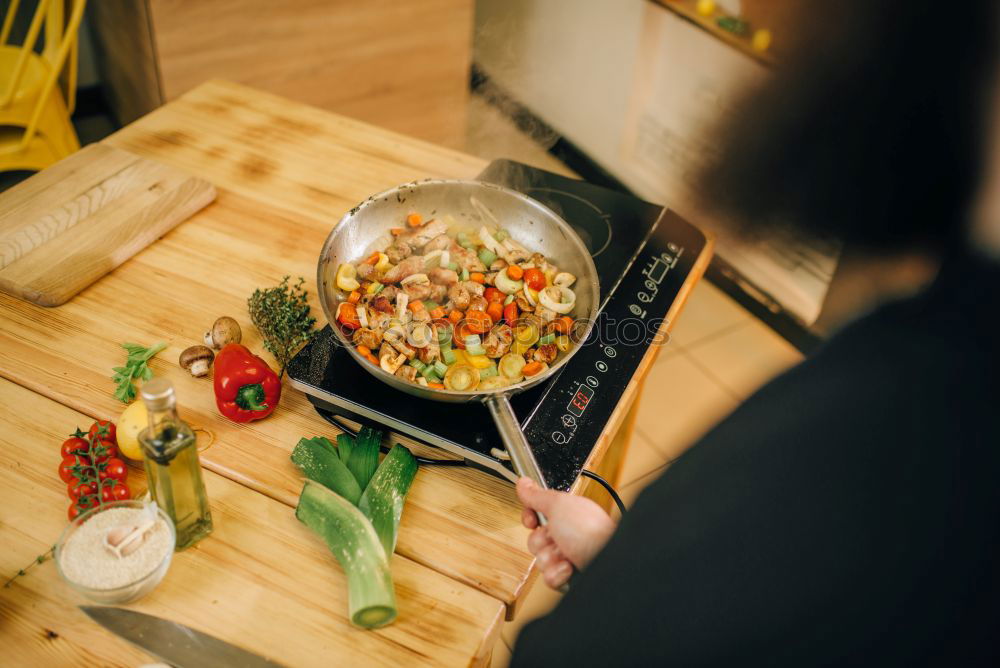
203;316;242;350
179;345;215;377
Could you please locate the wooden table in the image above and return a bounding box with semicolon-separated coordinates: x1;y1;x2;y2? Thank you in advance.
0;80;710;665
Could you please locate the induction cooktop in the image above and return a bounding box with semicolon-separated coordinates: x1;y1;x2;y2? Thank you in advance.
287;160;707;490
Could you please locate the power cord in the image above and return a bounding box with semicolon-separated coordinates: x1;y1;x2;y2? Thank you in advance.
313;405;627;513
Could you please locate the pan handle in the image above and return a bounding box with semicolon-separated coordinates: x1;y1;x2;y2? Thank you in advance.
485;394;574;593
485;393;546;488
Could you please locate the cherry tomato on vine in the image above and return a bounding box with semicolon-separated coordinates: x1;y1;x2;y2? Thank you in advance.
60;437;90;460
90;438;118;464
68;496;99;521
98;458;128;484
88;420;117;443
68;481;96;502
101;484;131;502
523;268;546;291
58;455;90;484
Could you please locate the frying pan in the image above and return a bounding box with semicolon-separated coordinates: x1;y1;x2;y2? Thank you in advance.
318;180;600;496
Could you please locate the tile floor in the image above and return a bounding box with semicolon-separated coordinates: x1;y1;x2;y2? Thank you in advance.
491;281;804;665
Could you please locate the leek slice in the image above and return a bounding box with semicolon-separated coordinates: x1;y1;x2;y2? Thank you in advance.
498;353;526;380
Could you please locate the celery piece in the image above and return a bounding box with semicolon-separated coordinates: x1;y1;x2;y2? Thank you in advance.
433;360;449;377
477;248;498;267
538;333;556;345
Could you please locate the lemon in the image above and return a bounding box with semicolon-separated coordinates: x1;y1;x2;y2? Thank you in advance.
117;400;148;461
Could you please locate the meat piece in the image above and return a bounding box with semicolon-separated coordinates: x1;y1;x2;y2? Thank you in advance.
483;324;513;358
428;267;459;285
530;252;546;266
386;242;412;265
469;295;488;312
531;343;557;364
356;263;379;281
383;255;424;283
384;330;416;359
411;307;431;323
418;327;441;364
368;310;392;333
447;283;471;311
402;277;433;301
463;281;485;297
423;234;453;253
429;283;448;303
400;219;448;250
483;271;497;287
372;296;394;315
489;258;508;272
395;366;418;382
352;327;382;349
452;245;487;273
379;285;400;302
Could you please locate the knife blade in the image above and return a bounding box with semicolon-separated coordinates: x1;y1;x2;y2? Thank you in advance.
80;606;286;668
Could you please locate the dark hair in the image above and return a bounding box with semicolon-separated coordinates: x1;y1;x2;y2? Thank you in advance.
699;1;1000;252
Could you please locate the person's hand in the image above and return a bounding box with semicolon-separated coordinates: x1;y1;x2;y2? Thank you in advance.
516;478;617;589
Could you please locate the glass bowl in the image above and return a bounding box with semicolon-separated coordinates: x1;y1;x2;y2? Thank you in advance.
55;500;176;604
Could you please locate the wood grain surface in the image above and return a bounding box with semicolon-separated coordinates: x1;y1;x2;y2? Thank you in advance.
0;187;536;612
90;0;473;147
0;81;711;628
0;144;216;306
0;378;504;667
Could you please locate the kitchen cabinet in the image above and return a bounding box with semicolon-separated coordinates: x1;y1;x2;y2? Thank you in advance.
88;0;473;147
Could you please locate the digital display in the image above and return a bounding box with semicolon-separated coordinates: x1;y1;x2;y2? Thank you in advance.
567;384;595;417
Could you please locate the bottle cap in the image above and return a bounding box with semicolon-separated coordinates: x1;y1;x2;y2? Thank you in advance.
140;377;175;411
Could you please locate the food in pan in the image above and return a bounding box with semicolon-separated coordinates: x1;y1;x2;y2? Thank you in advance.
333;211;580;390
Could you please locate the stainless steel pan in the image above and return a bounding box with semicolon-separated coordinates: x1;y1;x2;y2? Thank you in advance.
318;180;600;491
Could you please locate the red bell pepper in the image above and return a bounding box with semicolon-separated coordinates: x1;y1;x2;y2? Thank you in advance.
213;344;281;422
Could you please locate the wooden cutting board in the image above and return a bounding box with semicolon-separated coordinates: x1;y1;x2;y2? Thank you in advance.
0;143;216;306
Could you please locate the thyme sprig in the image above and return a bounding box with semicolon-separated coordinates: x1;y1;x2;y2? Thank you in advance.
248;276;316;378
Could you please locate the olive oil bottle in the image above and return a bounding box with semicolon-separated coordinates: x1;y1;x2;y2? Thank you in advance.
138;378;213;549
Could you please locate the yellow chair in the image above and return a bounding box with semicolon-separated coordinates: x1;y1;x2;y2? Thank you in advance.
0;0;87;172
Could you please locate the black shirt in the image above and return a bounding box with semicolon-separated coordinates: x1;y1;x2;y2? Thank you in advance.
513;254;1000;666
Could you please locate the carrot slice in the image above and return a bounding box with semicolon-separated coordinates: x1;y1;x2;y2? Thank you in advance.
552;316;573;334
506;265;523;280
390;227;404;236
347;290;361;304
522;361;544;377
357;345;372;357
486;301;504;323
364;252;380;265
448;309;464;324
408;301;424;313
427;382;446;390
429;306;446;320
407;213;423;227
469;272;486;284
465;310;492;334
453;322;473;348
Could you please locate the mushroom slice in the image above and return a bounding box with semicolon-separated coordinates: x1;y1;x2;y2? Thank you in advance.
380;350;406;374
553;272;576;288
